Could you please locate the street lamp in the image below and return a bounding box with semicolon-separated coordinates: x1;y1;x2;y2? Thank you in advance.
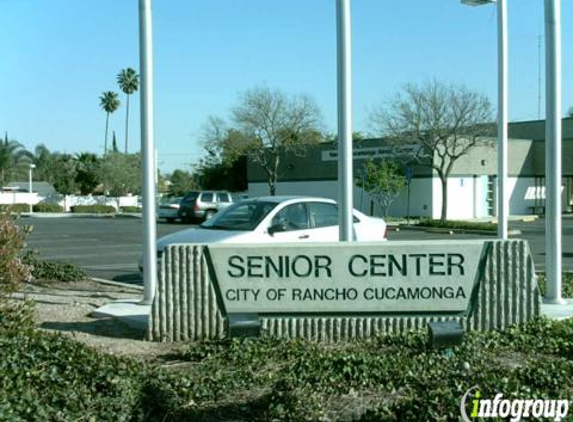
28;164;36;213
461;0;508;240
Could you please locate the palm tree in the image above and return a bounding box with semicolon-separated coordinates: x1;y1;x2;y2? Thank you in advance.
117;68;139;154
0;132;32;185
99;91;120;155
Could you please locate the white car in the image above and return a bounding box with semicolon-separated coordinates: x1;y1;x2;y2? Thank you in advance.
140;196;387;271
157;196;182;223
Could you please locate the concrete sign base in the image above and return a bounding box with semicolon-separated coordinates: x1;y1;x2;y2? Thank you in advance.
148;240;540;342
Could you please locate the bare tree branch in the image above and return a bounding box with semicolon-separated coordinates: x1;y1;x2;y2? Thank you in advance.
203;86;324;195
370;79;494;220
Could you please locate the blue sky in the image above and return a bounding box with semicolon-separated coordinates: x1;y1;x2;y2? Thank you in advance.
1;0;571;174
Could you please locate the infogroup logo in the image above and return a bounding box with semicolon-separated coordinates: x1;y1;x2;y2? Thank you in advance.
460;386;570;422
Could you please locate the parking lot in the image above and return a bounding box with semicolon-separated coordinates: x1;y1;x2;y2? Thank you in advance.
17;217;184;285
16;215;573;285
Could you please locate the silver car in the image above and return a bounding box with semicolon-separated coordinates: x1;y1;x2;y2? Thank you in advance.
157;197;182;223
178;191;234;223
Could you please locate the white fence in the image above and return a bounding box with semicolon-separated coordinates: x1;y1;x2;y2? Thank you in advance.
0;192;139;212
0;192;40;206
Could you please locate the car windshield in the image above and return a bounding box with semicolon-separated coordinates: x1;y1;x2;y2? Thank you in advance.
200;200;277;231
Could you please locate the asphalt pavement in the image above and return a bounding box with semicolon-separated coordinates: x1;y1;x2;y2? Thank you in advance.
17;217;186;285
15;215;573;286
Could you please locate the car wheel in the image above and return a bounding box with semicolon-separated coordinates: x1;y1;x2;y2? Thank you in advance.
205;210;216;220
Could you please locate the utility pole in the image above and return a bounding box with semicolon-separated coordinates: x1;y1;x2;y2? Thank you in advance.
336;0;353;241
139;0;157;305
544;0;565;305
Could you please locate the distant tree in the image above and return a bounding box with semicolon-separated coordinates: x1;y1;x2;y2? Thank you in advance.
0;133;32;185
196;155;247;192
99;91;120;155
32;144;56;183
324;131;367;143
112;131;119;153
51;154;78;210
203;86;323;195
117;68;139;154
370;80;494;221
157;172;171;195
51;154;77;195
567;107;573;118
75;152;100;195
357;159;405;217
99;152;141;205
168;169;197;196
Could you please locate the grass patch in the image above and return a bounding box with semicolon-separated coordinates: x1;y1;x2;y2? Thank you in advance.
417;218;497;232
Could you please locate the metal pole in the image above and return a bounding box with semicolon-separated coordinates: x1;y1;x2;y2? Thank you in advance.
336;0;353;241
360;167;365;213
407;179;411;226
139;0;157;305
497;0;508;240
28;165;35;213
544;0;564;304
155;148;159;186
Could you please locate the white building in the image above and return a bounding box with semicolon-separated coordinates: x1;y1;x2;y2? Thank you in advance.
247;118;573;220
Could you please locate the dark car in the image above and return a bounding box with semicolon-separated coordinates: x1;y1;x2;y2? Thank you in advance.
178;191;234;223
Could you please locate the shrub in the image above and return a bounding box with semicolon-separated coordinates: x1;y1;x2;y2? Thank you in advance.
0;204;29;214
0;215;35;333
33;203;64;213
2;316;573;420
0;330;146;421
417;218;497;232
166;318;573;421
22;251;87;283
71;204;116;214
537;272;573;298
120;206;142;213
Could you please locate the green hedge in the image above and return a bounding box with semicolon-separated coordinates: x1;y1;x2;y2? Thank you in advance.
33;203;64;213
120;206;142;213
0;204;29;214
417;218;497;232
71;204;116;214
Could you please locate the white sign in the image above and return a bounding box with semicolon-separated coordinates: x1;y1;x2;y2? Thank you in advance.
321;144;421;162
207;241;487;315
